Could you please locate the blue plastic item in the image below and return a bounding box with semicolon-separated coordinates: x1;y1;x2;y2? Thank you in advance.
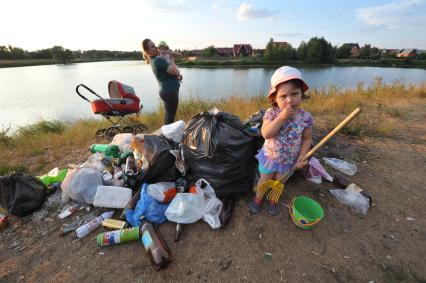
125;183;169;226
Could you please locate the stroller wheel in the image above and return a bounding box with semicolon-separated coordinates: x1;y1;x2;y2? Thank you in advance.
122;126;134;133
105;127;121;141
95;128;106;138
132;123;149;134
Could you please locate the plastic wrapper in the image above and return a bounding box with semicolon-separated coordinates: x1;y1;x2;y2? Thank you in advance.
93;186;133;208
323;157;358;176
161;120;186;143
329;188;370;215
61;167;103;204
182;109;257;197
142;134;181;184
146;182;177;203
304;157;333;184
125;183;169;225
110;133;134;151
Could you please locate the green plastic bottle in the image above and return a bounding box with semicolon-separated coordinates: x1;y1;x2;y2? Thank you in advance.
89;144;120;158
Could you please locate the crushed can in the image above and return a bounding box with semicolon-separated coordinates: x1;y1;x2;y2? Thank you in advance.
102;219;128;230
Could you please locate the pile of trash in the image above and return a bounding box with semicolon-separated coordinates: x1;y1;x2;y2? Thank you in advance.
0;107;374;271
0;108;258;270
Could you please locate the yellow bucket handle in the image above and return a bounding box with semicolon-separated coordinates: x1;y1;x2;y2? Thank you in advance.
289;197;321;227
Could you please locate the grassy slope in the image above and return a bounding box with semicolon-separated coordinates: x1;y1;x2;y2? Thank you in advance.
0;80;425;175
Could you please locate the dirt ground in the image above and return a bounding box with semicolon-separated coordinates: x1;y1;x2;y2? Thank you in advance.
1;101;425;283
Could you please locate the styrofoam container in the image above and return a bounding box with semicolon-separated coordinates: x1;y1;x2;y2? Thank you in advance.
93;185;132;209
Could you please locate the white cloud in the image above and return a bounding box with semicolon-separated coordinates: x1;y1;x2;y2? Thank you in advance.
235;3;278;21
357;0;426;29
146;0;190;13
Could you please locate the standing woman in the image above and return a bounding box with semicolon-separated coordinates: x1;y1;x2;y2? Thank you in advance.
142;38;181;125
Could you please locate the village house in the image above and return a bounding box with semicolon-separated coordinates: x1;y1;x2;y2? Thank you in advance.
216;47;234;57
272;41;289;48
397;49;417;58
381;49;400;57
342;43;361;58
233;44;253;57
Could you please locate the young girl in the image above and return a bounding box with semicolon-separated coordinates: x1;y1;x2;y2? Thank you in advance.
249;66;313;215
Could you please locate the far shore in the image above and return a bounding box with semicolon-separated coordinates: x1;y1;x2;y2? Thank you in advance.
1;58;426;69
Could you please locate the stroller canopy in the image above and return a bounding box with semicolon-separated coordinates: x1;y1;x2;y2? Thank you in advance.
108;80;138;100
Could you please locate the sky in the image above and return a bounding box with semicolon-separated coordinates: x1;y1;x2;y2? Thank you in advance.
1;0;426;51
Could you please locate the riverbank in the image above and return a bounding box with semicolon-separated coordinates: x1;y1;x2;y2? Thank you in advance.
1;81;425;175
0;83;425;282
2;57;426;69
0;58;139;68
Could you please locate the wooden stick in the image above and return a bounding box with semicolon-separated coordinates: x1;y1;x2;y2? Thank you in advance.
275;107;361;183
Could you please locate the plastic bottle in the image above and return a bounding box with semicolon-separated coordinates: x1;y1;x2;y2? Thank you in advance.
90;144;120;158
140;218;173;270
332;174;351;189
75;211;114;238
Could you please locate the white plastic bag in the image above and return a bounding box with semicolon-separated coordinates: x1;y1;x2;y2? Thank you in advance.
93;185;132;208
165;187;205;224
146;182;177;203
61;167;103;204
329;189;370;215
110;133;134;151
195;179;223;229
304;157;333;184
323;157;358;176
161;120;186;143
81;153;106;172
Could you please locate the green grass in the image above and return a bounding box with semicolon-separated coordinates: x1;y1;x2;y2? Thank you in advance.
0;81;425;174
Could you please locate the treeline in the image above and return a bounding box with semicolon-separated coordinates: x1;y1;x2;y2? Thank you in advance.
0;45;141;63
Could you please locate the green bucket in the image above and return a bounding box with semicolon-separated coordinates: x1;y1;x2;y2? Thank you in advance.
289;196;324;230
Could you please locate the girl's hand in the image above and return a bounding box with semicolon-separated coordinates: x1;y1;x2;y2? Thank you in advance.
296;157;308;169
279;105;296;121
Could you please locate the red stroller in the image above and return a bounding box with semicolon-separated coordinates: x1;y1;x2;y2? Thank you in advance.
76;80;148;140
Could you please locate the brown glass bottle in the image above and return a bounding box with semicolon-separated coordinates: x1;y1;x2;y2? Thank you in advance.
140;219;173;270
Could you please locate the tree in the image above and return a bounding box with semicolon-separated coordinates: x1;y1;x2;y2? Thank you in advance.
336;44;352;59
297;41;307;61
304;37;334;63
359;44;371;59
201;45;217;57
49;46;73;63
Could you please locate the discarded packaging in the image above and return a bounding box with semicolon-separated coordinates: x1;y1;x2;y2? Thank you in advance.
329;188;370;215
75;211;114;238
38;167;68;187
323;158;358;176
97;227;140;247
161;120;186;143
102;219;128;230
58;205;78;219
93;185;132;209
146;182;177;203
175;223;184;242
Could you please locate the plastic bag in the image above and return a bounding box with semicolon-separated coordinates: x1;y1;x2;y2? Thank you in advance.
110;133;134;152
304;157;333;184
61;167;103;204
164;186;205;224
323;157;358;176
81;153;106;172
0;173;47;217
182;109;257;197
165;179;223;228
196;179;223;229
142;134;181;183
146;182;177;203
329;189;370;215
161;120;186;143
125;183;169;225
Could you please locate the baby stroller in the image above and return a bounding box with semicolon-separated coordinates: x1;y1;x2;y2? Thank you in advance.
76;80;148;140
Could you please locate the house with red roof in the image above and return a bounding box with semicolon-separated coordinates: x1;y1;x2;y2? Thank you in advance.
233;44;253;57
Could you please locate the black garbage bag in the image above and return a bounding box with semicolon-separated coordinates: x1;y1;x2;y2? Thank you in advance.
183;109;257;197
142;134;181;183
0;173;47;217
243;109;265;151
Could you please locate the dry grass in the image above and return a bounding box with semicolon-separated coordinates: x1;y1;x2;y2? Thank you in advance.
1;80;425;174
